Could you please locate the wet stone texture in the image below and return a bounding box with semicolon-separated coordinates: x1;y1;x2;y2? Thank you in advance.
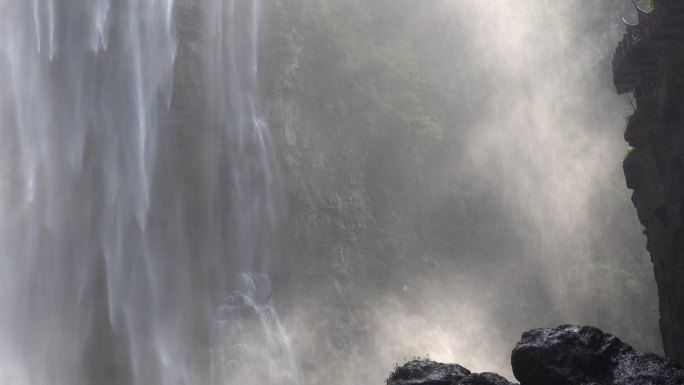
388;326;684;385
386;360;515;385
512;325;684;385
613;2;684;364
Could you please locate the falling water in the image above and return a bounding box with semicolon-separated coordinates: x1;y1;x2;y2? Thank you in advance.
202;0;298;384
211;274;298;385
0;0;296;384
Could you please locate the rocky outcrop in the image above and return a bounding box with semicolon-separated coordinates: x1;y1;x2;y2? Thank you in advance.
612;1;684;364
512;325;684;385
387;360;515;385
389;326;684;385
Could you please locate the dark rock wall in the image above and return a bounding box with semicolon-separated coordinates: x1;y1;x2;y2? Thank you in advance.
263;2;384;383
265;0;665;381
618;12;684;364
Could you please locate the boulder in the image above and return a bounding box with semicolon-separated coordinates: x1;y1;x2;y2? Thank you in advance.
511;325;684;385
386;359;515;385
388;326;684;385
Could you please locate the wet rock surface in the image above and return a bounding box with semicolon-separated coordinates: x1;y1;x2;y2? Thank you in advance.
387;359;515;385
389;326;684;385
612;1;684;363
512;325;684;385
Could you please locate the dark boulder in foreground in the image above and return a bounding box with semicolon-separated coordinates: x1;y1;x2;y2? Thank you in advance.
386;359;515;385
388;325;684;385
511;325;684;385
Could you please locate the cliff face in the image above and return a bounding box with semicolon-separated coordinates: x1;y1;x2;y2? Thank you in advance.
263;3;385;383
262;1;663;382
614;1;684;365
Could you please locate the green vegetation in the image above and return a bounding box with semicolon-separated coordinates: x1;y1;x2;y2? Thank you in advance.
387;363;425;382
635;0;655;12
276;0;441;142
623;145;636;162
271;0;663;363
386;357;431;384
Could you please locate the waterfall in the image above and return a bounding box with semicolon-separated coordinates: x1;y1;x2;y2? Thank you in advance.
210;274;298;385
202;0;298;384
0;0;296;384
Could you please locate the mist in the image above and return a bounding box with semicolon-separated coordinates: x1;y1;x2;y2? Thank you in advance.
276;0;659;382
0;1;659;385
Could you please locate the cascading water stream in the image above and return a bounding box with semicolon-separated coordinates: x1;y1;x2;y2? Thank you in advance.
210;274;298;385
0;0;296;384
202;0;298;384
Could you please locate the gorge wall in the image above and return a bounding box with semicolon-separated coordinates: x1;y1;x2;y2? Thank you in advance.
262;0;662;383
616;1;684;365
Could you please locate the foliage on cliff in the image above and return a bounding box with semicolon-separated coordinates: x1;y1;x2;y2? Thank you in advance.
267;0;662;368
273;0;441;142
